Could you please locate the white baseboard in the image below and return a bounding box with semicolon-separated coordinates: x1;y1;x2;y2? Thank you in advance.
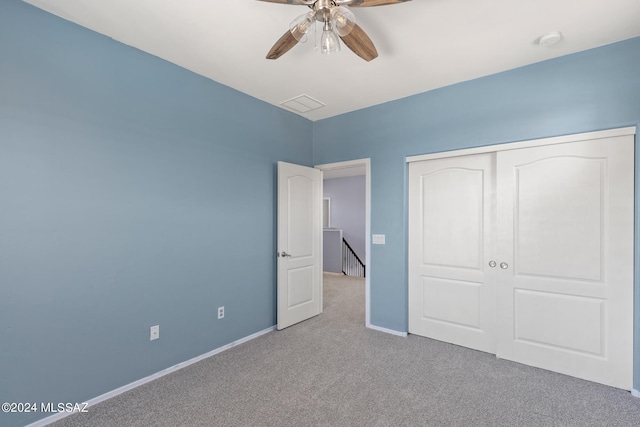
367;323;408;337
25;326;276;427
632;389;640;398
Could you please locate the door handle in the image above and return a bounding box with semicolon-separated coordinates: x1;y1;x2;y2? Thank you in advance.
278;251;292;258
489;260;508;269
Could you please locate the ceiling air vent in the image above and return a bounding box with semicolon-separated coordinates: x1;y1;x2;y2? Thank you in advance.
280;95;325;114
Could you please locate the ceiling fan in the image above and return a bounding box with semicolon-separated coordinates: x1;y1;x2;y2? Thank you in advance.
259;0;412;61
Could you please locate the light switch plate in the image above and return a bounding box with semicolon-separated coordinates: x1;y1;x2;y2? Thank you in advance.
372;234;386;245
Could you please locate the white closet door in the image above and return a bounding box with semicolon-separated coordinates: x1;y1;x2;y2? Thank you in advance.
408;153;497;353
495;135;634;389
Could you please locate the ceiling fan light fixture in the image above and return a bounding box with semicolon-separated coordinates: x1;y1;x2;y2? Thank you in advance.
331;6;356;36
320;21;340;54
262;0;404;61
290;11;315;42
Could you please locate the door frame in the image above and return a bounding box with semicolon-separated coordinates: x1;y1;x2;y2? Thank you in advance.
407;127;636;163
406;126;638;394
315;158;372;327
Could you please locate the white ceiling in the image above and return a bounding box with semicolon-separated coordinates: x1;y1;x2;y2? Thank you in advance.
24;0;640;121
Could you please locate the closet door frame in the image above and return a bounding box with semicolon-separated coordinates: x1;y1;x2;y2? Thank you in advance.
406;126;637;391
407;128;636;164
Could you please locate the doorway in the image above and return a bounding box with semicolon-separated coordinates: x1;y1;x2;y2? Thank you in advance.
316;159;371;327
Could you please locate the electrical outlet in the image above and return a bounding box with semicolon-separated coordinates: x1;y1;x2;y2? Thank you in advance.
217;306;224;319
150;325;159;341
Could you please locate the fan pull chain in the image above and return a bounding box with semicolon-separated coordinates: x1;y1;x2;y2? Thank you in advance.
313;18;318;52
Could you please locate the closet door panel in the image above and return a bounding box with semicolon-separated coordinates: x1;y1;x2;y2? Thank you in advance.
496;136;634;390
409;154;496;353
514;157;604;281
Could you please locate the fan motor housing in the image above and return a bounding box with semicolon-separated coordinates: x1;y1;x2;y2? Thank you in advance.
314;0;333;22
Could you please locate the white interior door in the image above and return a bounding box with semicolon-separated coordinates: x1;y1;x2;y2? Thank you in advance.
277;161;322;330
408;153;497;353
495;136;634;390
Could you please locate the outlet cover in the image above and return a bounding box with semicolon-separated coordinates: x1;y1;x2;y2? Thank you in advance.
150;325;159;341
217;306;224;319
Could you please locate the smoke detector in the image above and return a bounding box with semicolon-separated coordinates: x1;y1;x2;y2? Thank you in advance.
538;31;563;47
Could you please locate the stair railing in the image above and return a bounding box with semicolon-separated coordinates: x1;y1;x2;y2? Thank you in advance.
342;238;365;278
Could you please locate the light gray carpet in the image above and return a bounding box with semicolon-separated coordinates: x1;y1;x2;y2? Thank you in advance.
53;274;640;427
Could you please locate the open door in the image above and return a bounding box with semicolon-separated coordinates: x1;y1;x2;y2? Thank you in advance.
277;161;322;330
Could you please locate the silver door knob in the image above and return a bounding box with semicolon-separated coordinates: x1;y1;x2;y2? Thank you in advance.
500;262;509;269
279;251;292;258
488;261;497;268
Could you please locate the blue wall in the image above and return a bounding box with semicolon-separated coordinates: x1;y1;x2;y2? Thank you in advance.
0;1;312;425
324;176;366;260
323;229;343;273
313;37;640;381
3;0;640;424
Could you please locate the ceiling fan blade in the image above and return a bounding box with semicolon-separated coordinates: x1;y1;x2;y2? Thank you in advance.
256;0;312;5
346;0;412;6
340;24;378;61
266;30;300;60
